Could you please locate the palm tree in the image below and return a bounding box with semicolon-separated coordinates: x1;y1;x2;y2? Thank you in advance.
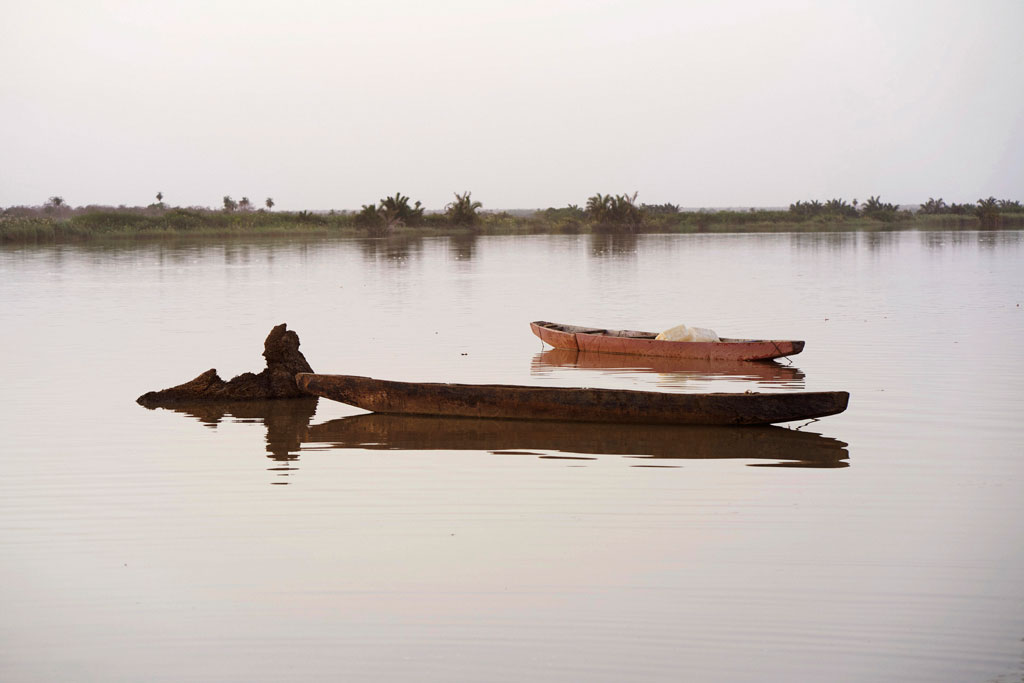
824;198;857;217
239;196;252;211
586;193;611;221
265;197;274;211
918;198;947;214
445;191;483;226
862;196;883;212
156;191;163;203
975;196;1000;221
379;192;424;226
861;195;900;221
223;196;238;212
586;192;642;228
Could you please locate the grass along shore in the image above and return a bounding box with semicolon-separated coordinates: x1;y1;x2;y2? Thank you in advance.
3;199;1023;245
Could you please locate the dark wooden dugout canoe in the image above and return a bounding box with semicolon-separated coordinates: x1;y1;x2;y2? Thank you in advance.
296;373;848;426
530;321;805;361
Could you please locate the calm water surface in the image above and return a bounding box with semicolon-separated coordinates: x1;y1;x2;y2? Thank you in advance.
2;231;1023;682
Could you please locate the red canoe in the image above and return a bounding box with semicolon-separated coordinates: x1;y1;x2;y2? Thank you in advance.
530;321;804;362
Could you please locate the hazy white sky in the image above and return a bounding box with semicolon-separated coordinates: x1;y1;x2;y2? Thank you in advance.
2;0;1022;210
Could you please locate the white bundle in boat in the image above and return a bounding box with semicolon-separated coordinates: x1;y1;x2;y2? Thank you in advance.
655;324;720;342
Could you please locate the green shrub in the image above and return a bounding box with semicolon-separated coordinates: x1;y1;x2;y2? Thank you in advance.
70;211;152;232
159;209;207;230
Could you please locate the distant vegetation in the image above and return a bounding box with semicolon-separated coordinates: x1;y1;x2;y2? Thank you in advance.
356;192;427;236
445;192;483;227
2;191;1022;244
918;196;1023;223
586;192;643;231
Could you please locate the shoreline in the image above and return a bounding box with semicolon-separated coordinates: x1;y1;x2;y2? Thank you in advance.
2;211;1021;245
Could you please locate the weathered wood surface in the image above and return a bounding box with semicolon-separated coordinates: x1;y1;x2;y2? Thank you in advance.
530;321;805;361
137;324;314;406
296;373;849;426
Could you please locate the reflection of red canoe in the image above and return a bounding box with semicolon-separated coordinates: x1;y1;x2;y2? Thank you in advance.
297;373;848;426
532;348;805;384
530;321;804;361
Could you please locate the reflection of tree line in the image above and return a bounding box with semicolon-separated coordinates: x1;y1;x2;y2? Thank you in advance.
590;234;639;258
354;234;478;263
19;231;1018;269
790;230;1023;252
355;233;641;262
355;230;1022;265
150;397;848;470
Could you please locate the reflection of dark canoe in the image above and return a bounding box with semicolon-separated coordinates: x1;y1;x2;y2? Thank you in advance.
141;398;318;425
532;348;805;384
304;414;849;467
530;321;804;361
296;373;848;425
137;398;320;461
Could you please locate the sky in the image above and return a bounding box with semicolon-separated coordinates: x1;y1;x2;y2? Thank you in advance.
2;0;1022;211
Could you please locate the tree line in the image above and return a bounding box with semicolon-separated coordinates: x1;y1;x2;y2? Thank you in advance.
4;190;1022;240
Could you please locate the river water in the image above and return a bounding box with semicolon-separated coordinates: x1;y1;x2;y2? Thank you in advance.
1;231;1023;682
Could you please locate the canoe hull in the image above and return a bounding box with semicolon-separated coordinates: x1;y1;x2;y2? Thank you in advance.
296;373;848;426
530;321;804;361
